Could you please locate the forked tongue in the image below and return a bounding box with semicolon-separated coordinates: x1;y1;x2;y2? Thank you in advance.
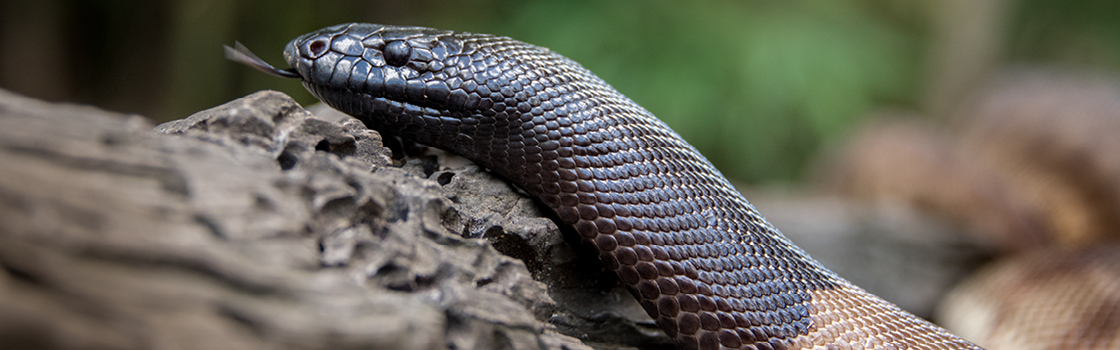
224;42;302;79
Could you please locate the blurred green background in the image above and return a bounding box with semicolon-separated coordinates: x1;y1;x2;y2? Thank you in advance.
2;0;1118;184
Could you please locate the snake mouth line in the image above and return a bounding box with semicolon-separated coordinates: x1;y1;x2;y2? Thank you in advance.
224;42;302;79
301;80;438;125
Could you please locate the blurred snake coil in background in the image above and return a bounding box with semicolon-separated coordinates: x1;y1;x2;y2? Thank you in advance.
820;69;1120;350
2;0;1120;349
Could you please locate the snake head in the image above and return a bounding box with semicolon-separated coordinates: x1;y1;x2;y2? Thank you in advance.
283;23;473;111
231;23;609;177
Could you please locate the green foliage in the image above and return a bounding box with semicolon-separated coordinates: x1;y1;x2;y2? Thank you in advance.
1012;0;1120;67
495;0;922;182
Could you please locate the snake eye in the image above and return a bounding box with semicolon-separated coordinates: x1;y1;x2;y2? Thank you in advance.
384;40;411;67
309;40;327;55
301;38;330;59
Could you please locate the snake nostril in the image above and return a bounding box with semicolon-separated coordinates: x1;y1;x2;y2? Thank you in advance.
309;39;328;56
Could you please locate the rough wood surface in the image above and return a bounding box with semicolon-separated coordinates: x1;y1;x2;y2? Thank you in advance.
0;89;597;350
0;89;989;350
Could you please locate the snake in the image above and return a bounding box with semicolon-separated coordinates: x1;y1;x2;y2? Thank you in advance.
226;23;982;350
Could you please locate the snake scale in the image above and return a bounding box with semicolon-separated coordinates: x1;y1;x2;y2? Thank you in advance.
227;23;982;350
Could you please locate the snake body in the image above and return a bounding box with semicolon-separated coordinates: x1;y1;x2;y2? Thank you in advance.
228;23;982;350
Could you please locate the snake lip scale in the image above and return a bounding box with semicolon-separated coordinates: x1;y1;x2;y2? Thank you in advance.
227;23;983;350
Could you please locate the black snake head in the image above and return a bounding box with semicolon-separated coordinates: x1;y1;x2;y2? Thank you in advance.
282;23;461;112
230;23;608;179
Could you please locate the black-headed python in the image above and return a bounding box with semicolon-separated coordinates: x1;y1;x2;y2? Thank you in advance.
227;23;982;350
